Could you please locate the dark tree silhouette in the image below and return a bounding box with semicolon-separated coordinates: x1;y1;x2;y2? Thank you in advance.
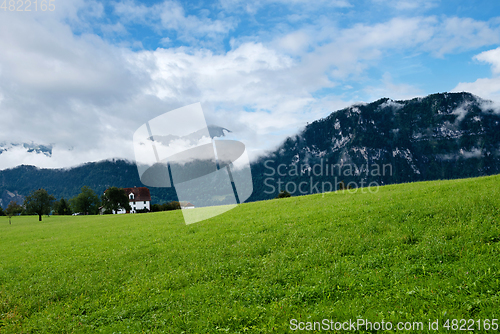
70;186;100;215
54;198;72;215
6;201;23;224
101;187;131;214
24;189;55;222
276;190;291;199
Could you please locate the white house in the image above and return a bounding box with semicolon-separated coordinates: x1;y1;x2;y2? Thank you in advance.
113;187;151;214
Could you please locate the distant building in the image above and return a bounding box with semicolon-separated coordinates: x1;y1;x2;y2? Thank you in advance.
113;187;151;214
180;201;195;209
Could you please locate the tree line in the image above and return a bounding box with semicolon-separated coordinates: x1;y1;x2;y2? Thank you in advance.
0;186;101;222
1;186;182;222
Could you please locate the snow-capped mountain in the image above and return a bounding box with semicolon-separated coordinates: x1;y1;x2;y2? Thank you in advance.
0;142;53;157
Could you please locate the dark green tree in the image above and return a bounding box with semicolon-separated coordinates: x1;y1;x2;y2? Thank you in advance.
6;201;23;224
70;186;100;215
101;187;131;214
0;206;4;216
24;189;56;222
276;190;291;199
151;203;162;212
54;198;72;215
164;201;181;211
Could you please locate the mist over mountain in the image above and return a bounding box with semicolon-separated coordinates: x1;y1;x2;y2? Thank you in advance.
1;92;499;208
249;91;500;200
0;142;53;157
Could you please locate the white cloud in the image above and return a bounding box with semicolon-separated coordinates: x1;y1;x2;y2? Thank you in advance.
373;0;439;11
453;77;500;103
423;17;500;57
139;42;343;159
0;7;155;169
474;47;500;74
364;73;424;101
0;13;338;168
159;37;172;46
452;47;500;103
277;31;310;53
113;0;236;44
100;22;127;36
219;0;351;14
158;2;234;38
112;0;151;23
270;15;500;84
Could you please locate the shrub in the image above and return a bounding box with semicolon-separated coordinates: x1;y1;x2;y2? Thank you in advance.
151;204;162;212
276;190;291;199
163;201;181;211
151;202;181;212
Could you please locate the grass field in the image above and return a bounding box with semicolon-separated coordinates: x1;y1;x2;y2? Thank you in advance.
1;175;499;333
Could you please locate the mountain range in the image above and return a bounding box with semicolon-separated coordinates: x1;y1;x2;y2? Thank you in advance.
248;91;500;200
1;92;499;208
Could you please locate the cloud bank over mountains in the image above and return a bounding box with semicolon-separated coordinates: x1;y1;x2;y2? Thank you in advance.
0;0;499;169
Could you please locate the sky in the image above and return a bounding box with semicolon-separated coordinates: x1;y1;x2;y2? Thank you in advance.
0;0;500;169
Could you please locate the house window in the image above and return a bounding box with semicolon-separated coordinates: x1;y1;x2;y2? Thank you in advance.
133;201;136;205
129;193;134;200
144;201;146;204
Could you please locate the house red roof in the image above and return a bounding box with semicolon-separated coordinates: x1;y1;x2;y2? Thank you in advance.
123;187;151;202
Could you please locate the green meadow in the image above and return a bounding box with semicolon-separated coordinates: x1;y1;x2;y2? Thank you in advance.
1;175;499;333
